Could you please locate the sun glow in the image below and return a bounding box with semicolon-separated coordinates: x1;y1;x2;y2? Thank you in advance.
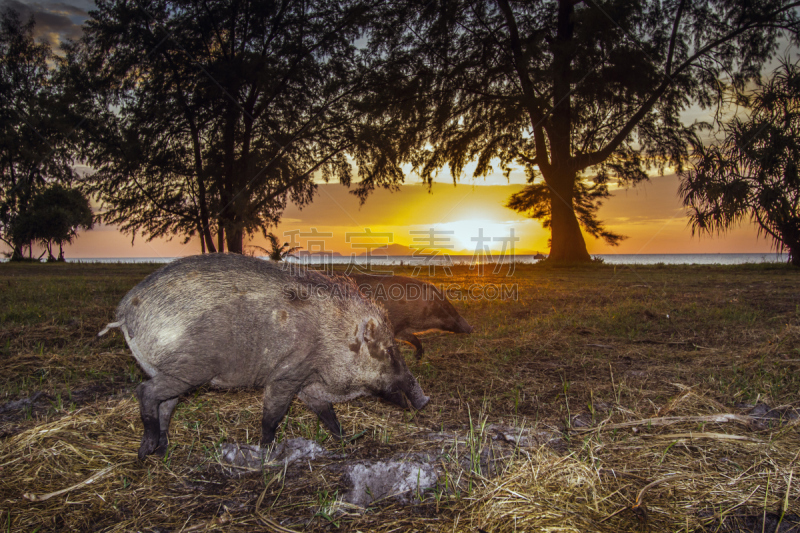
408;219;528;253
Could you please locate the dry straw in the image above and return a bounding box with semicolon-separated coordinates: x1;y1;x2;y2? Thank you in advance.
2;381;799;531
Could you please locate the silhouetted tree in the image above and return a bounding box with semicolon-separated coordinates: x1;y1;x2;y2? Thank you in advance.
11;184;93;261
265;232;301;261
0;8;76;260
381;0;800;261
680;60;800;266
74;0;405;254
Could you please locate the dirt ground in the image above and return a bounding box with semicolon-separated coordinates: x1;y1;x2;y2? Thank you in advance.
1;260;799;532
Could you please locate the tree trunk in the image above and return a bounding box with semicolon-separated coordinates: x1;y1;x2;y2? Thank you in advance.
548;206;591;261
220;99;239;254
217;223;225;253
184;90;216;254
776;224;800;266
540;0;590;262
546;171;591;262
226;226;244;254
195;170;216;253
787;241;800;267
199;222;206;254
201;212;216;252
10;243;24;261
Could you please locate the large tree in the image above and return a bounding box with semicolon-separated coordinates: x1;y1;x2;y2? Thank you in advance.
0;8;77;260
680;60;800;266
74;0;406;254
381;0;800;261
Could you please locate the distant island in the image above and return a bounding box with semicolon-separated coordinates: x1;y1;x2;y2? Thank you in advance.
354;244;545;257
358;244;416;256
295;250;343;257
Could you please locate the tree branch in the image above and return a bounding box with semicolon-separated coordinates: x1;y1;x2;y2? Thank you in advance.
573;2;800;173
753;208;782;243
665;0;686;75
253;142;354;213
244;81;363;200
495;0;551;172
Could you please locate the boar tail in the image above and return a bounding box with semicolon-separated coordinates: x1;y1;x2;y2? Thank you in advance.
97;321;123;337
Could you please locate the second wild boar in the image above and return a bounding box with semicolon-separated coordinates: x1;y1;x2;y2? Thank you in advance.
99;254;429;460
349;274;474;360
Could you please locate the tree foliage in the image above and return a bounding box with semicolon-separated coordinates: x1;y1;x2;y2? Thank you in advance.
11;184;93;261
73;0;406;254
0;7;77;260
680;60;800;266
377;0;800;260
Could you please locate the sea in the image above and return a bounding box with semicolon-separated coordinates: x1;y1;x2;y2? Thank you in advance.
57;253;790;265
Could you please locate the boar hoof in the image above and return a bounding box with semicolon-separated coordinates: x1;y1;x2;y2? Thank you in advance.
154;432;169;456
152;445;168;458
138;434;159;460
260;429;277;446
414;347;425;360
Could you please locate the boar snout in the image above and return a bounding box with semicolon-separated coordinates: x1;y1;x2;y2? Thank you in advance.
400;375;429;410
456;316;474;334
381;390;429;410
379;376;429;411
409;391;430;410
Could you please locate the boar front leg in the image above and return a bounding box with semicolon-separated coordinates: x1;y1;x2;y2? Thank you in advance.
260;382;301;445
396;330;424;360
136;374;193;460
297;391;344;439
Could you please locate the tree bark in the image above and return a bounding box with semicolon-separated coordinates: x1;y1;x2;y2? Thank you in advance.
543;0;590;262
217;222;225;253
199;221;206;254
784;230;800;267
220;93;240;253
10;243;24;261
196;171;216;253
546;170;591;262
226;226;244;254
190;135;216;253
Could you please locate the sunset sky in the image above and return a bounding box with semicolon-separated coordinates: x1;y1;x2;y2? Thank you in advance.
0;0;785;260
3;171;776;260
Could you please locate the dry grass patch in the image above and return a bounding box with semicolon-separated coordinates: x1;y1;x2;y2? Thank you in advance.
1;261;799;531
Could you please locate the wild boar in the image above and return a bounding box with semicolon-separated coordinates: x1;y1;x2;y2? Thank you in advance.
99;254;429;460
349;274;474;360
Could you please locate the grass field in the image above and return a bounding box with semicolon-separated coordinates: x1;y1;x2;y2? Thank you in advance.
1;260;799;532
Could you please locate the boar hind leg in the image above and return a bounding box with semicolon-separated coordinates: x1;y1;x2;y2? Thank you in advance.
136;374;194;460
156;397;180;455
297;391;343;439
397;330;424;360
